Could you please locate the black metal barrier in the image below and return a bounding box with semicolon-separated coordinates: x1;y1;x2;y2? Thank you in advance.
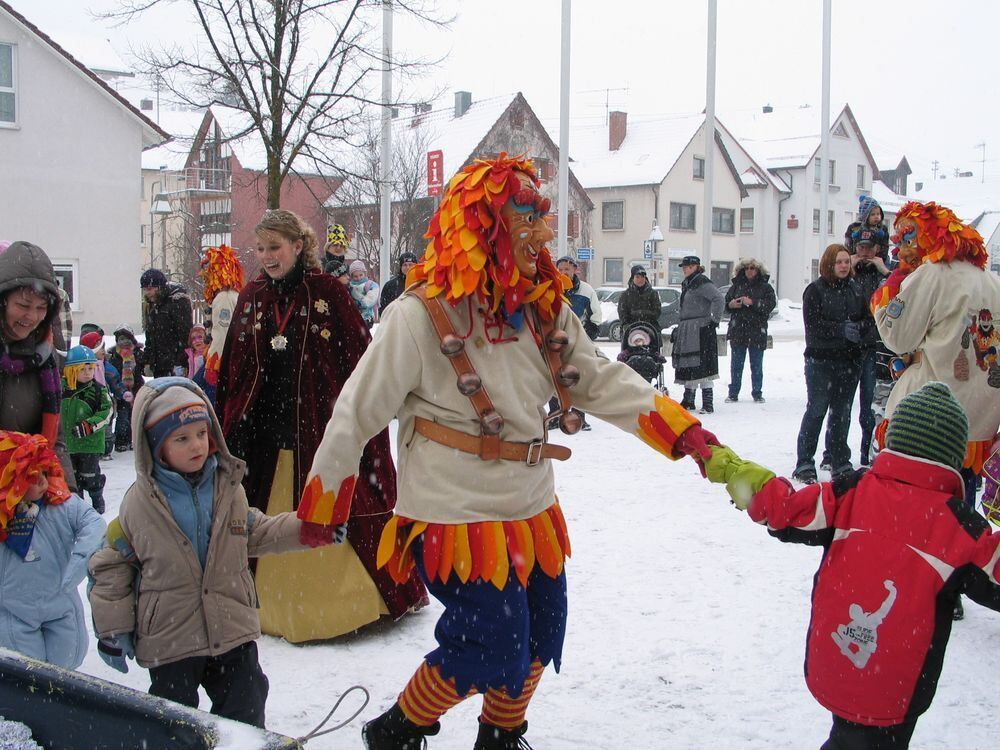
0;648;300;750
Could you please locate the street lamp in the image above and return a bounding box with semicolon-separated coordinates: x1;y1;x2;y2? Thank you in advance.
648;221;664;282
151;193;172;271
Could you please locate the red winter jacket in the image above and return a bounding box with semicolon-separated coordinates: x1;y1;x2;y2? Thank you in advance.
749;450;1000;727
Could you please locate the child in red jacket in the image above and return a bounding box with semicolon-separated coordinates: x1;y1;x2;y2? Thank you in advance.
709;382;1000;749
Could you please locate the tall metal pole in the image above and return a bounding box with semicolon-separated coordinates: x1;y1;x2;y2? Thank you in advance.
701;0;717;272
819;0;831;254
379;1;393;288
557;0;571;260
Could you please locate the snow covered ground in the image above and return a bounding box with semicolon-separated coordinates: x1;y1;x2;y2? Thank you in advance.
71;302;1000;749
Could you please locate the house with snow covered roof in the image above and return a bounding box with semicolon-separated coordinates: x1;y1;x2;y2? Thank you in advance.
0;0;169;333
326;92;593;280
723;103;881;299
565;111;757;288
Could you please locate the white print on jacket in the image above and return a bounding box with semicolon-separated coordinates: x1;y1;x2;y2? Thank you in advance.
831;580;897;669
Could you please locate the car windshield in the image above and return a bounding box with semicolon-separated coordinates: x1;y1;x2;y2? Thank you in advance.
597;289;622;302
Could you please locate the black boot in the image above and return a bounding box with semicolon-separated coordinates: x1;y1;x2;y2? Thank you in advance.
953;596;965;621
362;704;440;749
474;720;532;750
92;475;107;515
680;388;696;410
699;388;714;414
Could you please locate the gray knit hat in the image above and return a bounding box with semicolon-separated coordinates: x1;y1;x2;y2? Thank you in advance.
886;382;968;470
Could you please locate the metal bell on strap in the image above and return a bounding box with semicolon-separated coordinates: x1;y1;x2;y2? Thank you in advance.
440;334;465;358
546;329;569;352
559;410;583;435
480;410;504;435
457;372;483;396
556;364;580;387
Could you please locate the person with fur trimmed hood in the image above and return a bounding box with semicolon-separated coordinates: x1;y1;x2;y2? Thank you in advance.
725;258;776;403
139;269;193;377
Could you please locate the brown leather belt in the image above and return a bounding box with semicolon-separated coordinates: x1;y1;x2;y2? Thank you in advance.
413;416;571;466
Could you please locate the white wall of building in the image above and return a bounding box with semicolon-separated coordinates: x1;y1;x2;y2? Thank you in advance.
0;13;145;333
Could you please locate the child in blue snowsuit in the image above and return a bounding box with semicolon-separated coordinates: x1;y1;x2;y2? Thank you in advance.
0;430;105;669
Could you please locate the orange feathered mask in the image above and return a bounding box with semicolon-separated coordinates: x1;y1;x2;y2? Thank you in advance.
892;201;987;270
200;244;244;304
0;431;71;541
412;153;566;321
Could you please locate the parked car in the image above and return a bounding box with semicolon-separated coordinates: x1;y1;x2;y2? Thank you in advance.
596;286;681;341
718;283;780;320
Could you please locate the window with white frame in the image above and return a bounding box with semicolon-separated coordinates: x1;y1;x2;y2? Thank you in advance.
857;164;866;190
51;261;80;311
812;209;821;233
670;202;696;231
712;207;735;234
0;43;16;125
740;207;755;233
604;257;624;284
693;156;705;180
828;209;835;234
813;157;837;185
601;200;624;231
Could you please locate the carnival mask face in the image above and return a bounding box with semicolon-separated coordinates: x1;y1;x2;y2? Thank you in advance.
500;172;554;280
3;287;49;342
255;230;303;280
891;217;920;267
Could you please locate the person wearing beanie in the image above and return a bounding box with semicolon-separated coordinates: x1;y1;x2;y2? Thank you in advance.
348;259;379;326
107;325;145;452
81;331;126;460
0;430;105;669
140;268;193;377
617;264;660;333
60;346;112;513
701;381;1000;747
379;251;420;313
324;223;350;268
88;379;343;728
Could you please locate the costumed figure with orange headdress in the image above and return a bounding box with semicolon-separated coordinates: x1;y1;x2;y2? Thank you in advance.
872;201;1000;506
294;155;725;749
0;431;105;668
198;244;244;404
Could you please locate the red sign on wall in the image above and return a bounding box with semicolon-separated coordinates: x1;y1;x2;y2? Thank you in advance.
427;150;444;196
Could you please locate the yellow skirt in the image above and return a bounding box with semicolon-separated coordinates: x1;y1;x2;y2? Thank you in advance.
255;450;389;642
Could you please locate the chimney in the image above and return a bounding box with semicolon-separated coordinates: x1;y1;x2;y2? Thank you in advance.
140;98;154;111
609;110;627;151
915;181;924;191
455;91;472;118
762;103;773;114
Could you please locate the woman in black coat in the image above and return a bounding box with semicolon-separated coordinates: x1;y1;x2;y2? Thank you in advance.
794;244;870;484
725;258;776;403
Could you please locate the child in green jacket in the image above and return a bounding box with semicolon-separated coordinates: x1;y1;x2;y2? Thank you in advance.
61;346;112;513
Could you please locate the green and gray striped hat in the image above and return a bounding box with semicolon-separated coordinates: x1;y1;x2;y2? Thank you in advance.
887;382;968;470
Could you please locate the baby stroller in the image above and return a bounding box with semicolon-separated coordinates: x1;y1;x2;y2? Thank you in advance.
617;320;666;392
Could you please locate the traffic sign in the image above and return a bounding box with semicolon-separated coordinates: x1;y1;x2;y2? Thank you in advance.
576;247;594;261
643;240;654;259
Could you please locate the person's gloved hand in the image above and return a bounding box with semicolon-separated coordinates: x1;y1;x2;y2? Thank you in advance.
72;421;94;439
97;632;134;674
300;521;348;548
843;321;862;343
172;366;186;377
726;462;776;511
674;425;721;477
122;391;134;404
702;445;742;484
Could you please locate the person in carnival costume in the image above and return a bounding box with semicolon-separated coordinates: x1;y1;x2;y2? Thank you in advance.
0;430;105;668
324;223;350;271
198;244;243;401
292;154;724;749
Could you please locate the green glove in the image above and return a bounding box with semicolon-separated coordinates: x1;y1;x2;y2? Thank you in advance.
703;445;742;484
726;462;776;510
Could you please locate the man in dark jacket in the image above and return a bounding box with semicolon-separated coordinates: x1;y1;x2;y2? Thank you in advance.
617;265;660;329
140;269;193;377
725;258;776;403
379;252;419;313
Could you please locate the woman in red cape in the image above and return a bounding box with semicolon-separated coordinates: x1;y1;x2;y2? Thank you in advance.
216;209;426;642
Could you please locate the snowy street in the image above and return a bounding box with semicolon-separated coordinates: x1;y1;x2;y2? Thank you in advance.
74;307;1000;749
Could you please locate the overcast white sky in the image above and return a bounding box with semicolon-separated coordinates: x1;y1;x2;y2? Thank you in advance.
16;0;1000;184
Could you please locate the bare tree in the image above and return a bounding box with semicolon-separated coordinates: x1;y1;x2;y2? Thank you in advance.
104;0;450;208
329;117;434;280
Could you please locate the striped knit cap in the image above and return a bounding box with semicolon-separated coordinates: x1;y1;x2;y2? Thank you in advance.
886;382;968;469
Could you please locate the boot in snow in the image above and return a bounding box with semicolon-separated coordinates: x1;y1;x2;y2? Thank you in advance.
474;720;533;750
699;388;714;414
953;596;965;621
680;388;696;410
362;704;439;750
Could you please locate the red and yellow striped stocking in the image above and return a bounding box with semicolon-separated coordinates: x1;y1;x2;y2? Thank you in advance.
398;661;475;726
480;659;545;729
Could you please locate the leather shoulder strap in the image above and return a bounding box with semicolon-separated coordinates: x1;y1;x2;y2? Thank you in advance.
534;310;573;417
411;286;501;459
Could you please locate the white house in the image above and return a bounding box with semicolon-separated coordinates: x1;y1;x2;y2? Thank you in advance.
0;1;168;333
724;104;880;300
565;111;751;288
